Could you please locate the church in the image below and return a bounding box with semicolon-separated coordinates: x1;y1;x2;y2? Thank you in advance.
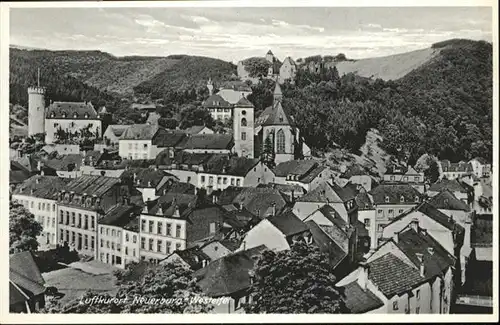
219;80;311;165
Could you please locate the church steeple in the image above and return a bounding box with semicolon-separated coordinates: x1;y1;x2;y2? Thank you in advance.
273;82;283;103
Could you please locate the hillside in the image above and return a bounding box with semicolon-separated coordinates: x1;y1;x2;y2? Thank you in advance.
333;47;439;81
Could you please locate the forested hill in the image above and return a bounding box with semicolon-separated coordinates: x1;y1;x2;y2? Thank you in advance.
275;39;492;163
9;39;492;163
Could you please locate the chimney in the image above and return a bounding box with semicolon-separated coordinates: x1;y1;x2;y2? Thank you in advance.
242;241;246;251
142;204;148;214
416;252;423;263
427;247;434;255
35;178;40;184
410;218;419;233
272;203;276;217
148;181;152;187
37;160;42;171
238;203;242;212
358;261;369;291
202;259;208;268
419;261;425;277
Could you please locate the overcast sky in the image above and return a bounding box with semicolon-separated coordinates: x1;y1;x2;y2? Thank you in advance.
10;7;492;62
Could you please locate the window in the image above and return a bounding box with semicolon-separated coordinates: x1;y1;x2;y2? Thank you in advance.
201;176;205;183
217;177;222;185
176;225;181;238
416;289;420;300
388;209;394;215
143;154;148;159
242;110;247;116
117;244;121;252
91;216;95;230
148;239;154;251
128;143;132;150
166;241;172;254
236;179;241;186
106;228;109;236
141;237;145;249
143;143;148;149
176;243;181;250
223;177;228;184
231;178;235;186
400;196;405;203
91;236;94;249
133;235;137;243
414;176;420;182
415;196;420;202
157;222;163;235
416;307;420;314
157;240;162;253
393;301;398;310
141;220;146;232
53;204;56;212
125;233;129;242
403;176;408;181
276;129;286;153
52;217;55;228
378;224;385;232
38;202;41;210
149;221;154;233
106;241;110;248
31;201;34;208
125;247;129;255
166;223;172;236
209;223;216;235
42;203;45;210
390;176;395;181
241;118;247;127
385;196;390;203
241;132;247;140
112;229;116;237
364;219;370;227
100;239;104;248
133;249;136;257
399;209;404;214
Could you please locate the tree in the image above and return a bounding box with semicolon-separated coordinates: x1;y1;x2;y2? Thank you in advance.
261;135;275;168
425;160;441;183
179;105;215;129
244;242;348;314
9;200;43;254
158;118;178;130
44;261;214;313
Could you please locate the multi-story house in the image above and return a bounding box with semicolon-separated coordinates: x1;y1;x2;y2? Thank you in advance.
238;209;311;252
118;124;160;160
202;94;234;122
293;180;358;225
139;193;226;264
468;157;492;178
337;222;456;314
120;167;177;202
42;154;84;178
383;165;425;193
102;125;129;146
97;203;139;268
278;56;297;84
368;183;422;246
12;175;70;250
273;160;331;192
56;175;127;257
439;160;473;180
427;179;472;203
338;165;377;191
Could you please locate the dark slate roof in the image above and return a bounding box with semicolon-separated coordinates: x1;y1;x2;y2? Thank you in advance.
170;247;211;270
256;183;305;195
428;190;470;212
12;156;38;173
306;220;347;268
255;100;295;127
46;101;99;119
396;226;456;281
43;154;83;171
152;129;187;148
235;97;254;107
178;134;234;151
273;160;318;177
369;183;422;205
229;187;291;217
389;202;465;234
63;175;121;196
12;175;71;199
221;204;257;230
471;214;492;247
155;150;214;167
10;170;32;185
219;238;244;252
145;193;199;219
268;210;309;237
9;251;45;297
297;181;355;205
202;94;232;108
204;156;260;177
341;281;384;313
98;204;138;227
105;125;129;137
123;216;140;232
368;253;423;298
195;245;267;297
10;281;29;305
428;179;469;193
354;189;374;211
121;167;169;188
120;124;159;140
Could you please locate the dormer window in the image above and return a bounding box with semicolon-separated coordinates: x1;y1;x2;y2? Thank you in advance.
84;113;89;118
414;176;420;182
73;113;78;118
400;196;405;203
279;115;283;122
62;112;67;118
385;196;390;203
50;112;55;118
415;196;420;202
242;110;247;116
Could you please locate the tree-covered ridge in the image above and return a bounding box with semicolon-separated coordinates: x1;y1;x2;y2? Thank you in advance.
275;39;492;164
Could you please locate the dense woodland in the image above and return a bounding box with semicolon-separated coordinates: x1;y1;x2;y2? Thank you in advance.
9;39;492;163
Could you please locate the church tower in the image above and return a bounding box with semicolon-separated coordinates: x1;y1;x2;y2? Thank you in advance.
233;96;254;158
28;68;46;136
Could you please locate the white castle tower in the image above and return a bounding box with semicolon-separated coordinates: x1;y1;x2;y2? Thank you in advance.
28;68;46;136
233;96;255;158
